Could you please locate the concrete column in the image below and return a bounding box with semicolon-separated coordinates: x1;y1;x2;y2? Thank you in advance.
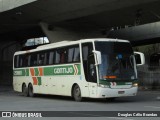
108;21;160;42
40;22;81;42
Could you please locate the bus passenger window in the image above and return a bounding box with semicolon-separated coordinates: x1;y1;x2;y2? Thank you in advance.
44;52;49;65
23;54;30;67
73;47;80;62
68;48;74;62
55;51;60;64
49;51;54;65
14;55;19;68
58;48;67;64
60;52;65;63
19;56;23;67
30;54;37;66
38;53;45;65
68;46;80;63
82;46;88;61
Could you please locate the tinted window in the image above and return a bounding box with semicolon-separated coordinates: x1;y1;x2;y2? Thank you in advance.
30;54;37;66
38;52;45;65
95;42;133;54
82;43;93;60
49;51;54;65
82;43;94;81
68;45;80;63
55;51;60;64
68;48;74;62
73;47;80;62
44;52;50;65
14;56;18;68
14;44;80;68
23;54;30;67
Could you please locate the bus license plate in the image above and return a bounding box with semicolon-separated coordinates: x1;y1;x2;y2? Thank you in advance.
118;91;125;94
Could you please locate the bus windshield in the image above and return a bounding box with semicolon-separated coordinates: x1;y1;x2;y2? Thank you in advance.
95;41;137;81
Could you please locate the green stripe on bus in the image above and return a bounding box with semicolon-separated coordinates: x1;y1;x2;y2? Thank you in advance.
43;67;54;76
77;65;81;75
44;64;81;76
35;68;39;76
13;69;26;76
26;69;29;76
13;64;81;76
99;80;110;85
37;77;42;85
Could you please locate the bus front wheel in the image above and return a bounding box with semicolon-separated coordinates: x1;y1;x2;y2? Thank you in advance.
28;84;35;97
73;85;82;102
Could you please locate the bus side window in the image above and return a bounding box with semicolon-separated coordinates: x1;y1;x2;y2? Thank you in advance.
49;51;54;65
44;52;50;65
23;54;30;67
14;55;19;68
55;50;60;64
68;45;80;63
30;54;37;66
38;52;45;65
61;49;67;64
19;55;23;67
56;48;67;64
68;48;74;63
60;52;65;63
73;47;80;62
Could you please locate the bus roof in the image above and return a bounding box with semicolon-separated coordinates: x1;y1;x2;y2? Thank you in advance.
37;38;129;49
14;38;130;55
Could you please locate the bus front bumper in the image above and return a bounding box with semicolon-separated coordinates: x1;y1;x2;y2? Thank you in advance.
96;87;138;98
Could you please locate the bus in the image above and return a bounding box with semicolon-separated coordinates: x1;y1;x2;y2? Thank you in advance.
13;38;145;101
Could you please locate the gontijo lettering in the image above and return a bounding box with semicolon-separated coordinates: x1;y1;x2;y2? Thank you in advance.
54;67;73;74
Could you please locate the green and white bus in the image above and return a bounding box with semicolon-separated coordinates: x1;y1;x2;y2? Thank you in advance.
13;38;145;101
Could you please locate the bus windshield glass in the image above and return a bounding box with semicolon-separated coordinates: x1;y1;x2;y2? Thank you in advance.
95;41;137;81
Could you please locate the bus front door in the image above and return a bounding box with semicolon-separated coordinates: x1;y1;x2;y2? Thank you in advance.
88;54;97;98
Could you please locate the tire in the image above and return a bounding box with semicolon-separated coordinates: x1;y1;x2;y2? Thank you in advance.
28;84;35;97
73;85;82;102
22;84;28;97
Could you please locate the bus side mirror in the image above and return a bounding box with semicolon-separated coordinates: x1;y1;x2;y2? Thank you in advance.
134;52;145;66
92;50;102;65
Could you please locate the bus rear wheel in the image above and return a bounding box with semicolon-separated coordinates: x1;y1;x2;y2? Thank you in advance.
22;84;28;97
28;84;35;97
73;85;82;102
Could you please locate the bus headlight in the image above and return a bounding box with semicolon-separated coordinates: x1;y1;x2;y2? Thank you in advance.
99;84;109;88
132;83;138;87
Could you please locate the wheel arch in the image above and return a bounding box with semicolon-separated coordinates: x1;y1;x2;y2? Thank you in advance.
28;82;33;88
28;82;35;97
22;82;26;92
71;83;79;97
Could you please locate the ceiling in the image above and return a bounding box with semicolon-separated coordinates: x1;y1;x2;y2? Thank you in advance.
0;0;160;42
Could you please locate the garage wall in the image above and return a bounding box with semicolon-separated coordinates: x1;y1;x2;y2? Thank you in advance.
0;41;21;85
